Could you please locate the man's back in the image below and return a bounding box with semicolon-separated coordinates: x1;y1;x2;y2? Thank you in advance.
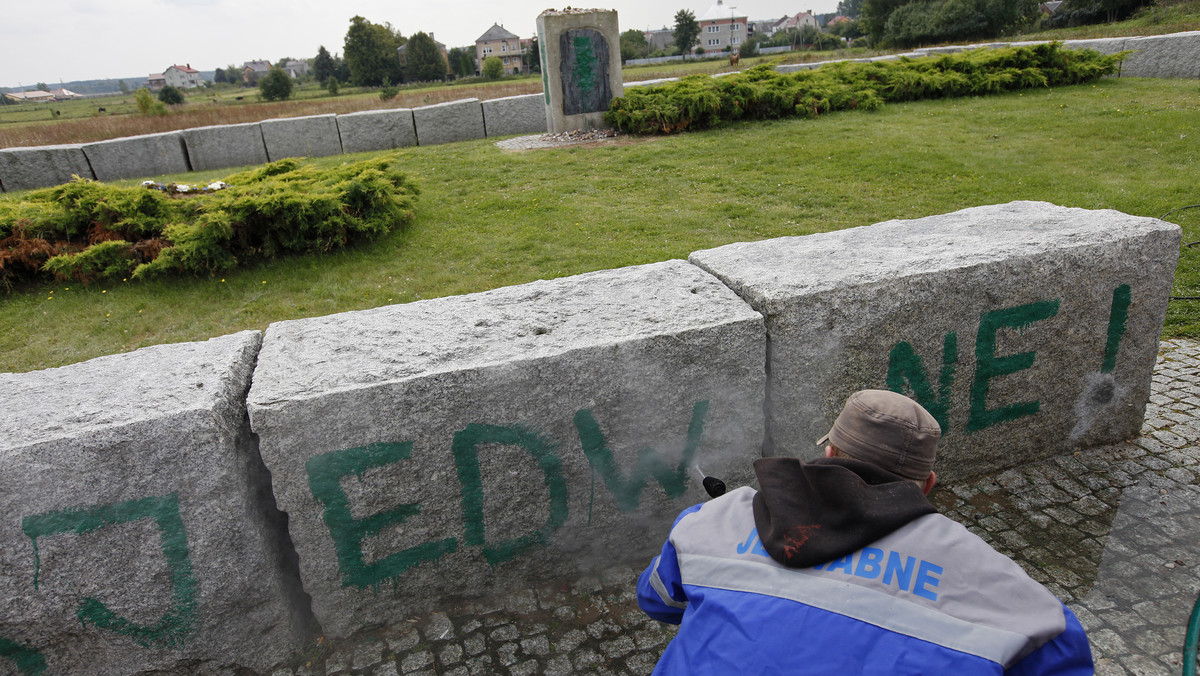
638;469;1092;674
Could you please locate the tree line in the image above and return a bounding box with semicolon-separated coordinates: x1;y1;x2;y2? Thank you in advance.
619;0;1157;61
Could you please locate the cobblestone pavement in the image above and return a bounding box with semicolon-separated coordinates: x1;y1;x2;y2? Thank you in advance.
271;339;1200;676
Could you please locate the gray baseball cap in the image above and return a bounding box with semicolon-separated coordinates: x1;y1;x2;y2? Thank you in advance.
816;390;940;480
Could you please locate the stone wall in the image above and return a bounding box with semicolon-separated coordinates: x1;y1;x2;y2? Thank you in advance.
3;31;1196;193
0;201;1179;672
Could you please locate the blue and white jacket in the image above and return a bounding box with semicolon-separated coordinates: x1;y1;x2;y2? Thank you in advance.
638;458;1093;675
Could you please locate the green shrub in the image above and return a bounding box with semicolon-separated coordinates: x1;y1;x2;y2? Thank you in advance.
158;85;185;105
259;67;294;101
605;43;1124;135
482;56;504;79
134;87;168;116
0;157;420;287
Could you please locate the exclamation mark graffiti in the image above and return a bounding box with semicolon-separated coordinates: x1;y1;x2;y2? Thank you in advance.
1070;284;1132;440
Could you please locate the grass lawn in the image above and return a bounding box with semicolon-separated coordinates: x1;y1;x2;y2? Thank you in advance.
2;77;1198;373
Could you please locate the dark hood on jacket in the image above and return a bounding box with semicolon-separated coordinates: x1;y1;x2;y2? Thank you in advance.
751;456;936;569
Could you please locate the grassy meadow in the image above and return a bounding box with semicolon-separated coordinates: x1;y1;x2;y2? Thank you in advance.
2;76;1198;372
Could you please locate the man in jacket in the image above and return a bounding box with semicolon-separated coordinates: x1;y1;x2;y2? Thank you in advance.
637;389;1092;674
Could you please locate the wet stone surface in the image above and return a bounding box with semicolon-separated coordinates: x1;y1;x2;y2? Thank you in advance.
273;339;1200;675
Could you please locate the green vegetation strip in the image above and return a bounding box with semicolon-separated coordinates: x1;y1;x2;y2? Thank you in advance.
606;44;1124;134
1;78;1197;372
0;157;419;287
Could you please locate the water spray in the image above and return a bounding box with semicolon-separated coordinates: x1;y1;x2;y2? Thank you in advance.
693;464;726;499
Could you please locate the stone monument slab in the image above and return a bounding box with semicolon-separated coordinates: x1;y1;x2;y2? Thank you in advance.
83;132;191;182
0;144;94;192
689;201;1180;481
260;114;344;161
1122;31;1200;78
247;260;765;637
413;99;485;145
0;332;312;674
482;94;548;137
337;108;417;154
536;9;624;133
180;122;269;172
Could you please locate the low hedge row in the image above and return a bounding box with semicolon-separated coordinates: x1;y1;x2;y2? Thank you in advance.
604;43;1125;135
0;156;420;288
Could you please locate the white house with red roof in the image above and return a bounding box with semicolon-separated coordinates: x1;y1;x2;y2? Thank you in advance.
163;64;203;89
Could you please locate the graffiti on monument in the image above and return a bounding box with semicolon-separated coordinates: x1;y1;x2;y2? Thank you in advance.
21;493;198;650
306;401;710;590
538;26;551;105
559;29;612;115
885;285;1132;433
0;636;46;676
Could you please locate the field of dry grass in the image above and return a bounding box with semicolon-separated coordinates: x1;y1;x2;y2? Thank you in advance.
0;80;544;148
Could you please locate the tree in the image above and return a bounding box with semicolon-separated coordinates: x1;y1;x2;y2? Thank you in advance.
214;68;228;84
314;45;336;84
117;80;130;94
862;0;909;42
620;29;650;62
402;31;447;82
837;0;865;17
673;9;700;56
880;0;1039;46
523;36;541;73
259;67;293;101
157;85;185;105
224;65;242;85
35;82;49;92
482;56;504;79
448;47;475;77
134;87;168;116
343;16;405;87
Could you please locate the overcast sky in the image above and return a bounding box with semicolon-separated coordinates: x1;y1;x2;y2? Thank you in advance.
1;0;842;88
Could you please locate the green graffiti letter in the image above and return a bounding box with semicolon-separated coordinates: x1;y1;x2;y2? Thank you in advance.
574;401;709;512
21;494;197;650
1102;284;1132;374
886;333;957;433
306;442;457;589
0;636;47;675
452;424;568;566
967;299;1061;432
572;36;596;95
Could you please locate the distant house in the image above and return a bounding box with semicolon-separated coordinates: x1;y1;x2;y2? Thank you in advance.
147;73;166;91
645;27;675;51
1040;1;1064;14
50;87;82;100
772;10;821;35
3;90;55;102
242;60;273;84
281;59;310;79
698;0;749;51
475;24;526;75
163;64;203;89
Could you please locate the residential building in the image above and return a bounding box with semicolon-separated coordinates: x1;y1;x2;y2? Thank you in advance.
645;27;675;52
242;60;273;84
147;73;166;91
773;10;821;34
3;90;55;102
163;64;203;89
281;59;310;79
475;24;526;75
698;0;748;52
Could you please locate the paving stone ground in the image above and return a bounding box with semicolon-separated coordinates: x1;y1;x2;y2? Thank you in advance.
270;339;1200;676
